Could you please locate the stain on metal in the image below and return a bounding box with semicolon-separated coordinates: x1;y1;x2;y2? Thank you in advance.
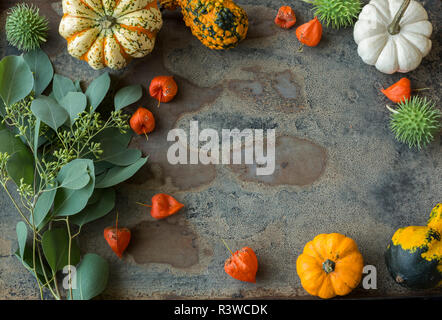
230;136;327;186
228;67;307;113
127;220;199;268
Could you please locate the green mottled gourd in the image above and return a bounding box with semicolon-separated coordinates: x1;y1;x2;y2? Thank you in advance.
385;204;442;289
160;0;248;49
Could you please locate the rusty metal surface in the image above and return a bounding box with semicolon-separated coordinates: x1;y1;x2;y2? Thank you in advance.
0;0;441;299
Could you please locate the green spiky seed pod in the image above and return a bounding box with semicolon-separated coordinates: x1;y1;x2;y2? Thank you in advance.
304;0;362;29
388;96;441;149
5;3;49;51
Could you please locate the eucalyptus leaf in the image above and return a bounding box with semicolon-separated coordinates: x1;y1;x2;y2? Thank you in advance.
57;159;91;190
95;172;106;186
0;55;34;106
42;228;80;272
15;245;50;284
16;221;27;259
33;119;41;159
104;148;141;166
6;151;35;187
54;159;95;216
72;253;109;300
23;49;53;96
114;84;142;111
86;188;103;205
98;137;141;166
0;99;5;117
86;72;110;112
0;127;34;186
53;74;76;103
74;80;82;92
94;161;114;176
94;127;132;147
59;92;87;126
95;157;147;188
71;188;115;226
33;183;58;228
31;95;69;131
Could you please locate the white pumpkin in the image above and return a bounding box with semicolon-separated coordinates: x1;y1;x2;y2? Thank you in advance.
59;0;163;70
354;0;432;74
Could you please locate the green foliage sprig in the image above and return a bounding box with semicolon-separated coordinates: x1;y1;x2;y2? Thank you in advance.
303;0;362;29
388;96;441;149
0;50;145;300
6;3;49;51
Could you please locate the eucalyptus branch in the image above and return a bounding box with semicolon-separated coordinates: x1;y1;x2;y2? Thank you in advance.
37;245;60;300
1;50;140;301
65;217;73;300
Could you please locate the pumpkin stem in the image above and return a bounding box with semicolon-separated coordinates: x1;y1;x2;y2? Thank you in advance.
322;259;335;273
100;15;116;29
387;0;411;35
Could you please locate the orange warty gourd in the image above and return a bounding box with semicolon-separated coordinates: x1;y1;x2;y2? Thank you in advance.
59;0;163;70
159;0;248;50
296;233;364;299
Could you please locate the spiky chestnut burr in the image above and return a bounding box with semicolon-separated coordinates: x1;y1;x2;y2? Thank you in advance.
303;0;362;29
387;96;441;149
5;3;49;51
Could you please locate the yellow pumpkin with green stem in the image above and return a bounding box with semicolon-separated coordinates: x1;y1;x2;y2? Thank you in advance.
160;0;248;49
296;233;364;299
385;204;442;289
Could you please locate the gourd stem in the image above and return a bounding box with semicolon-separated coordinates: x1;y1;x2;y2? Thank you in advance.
387;0;411;35
322;259;335;273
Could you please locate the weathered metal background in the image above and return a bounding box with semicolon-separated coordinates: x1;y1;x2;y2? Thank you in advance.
0;0;441;299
